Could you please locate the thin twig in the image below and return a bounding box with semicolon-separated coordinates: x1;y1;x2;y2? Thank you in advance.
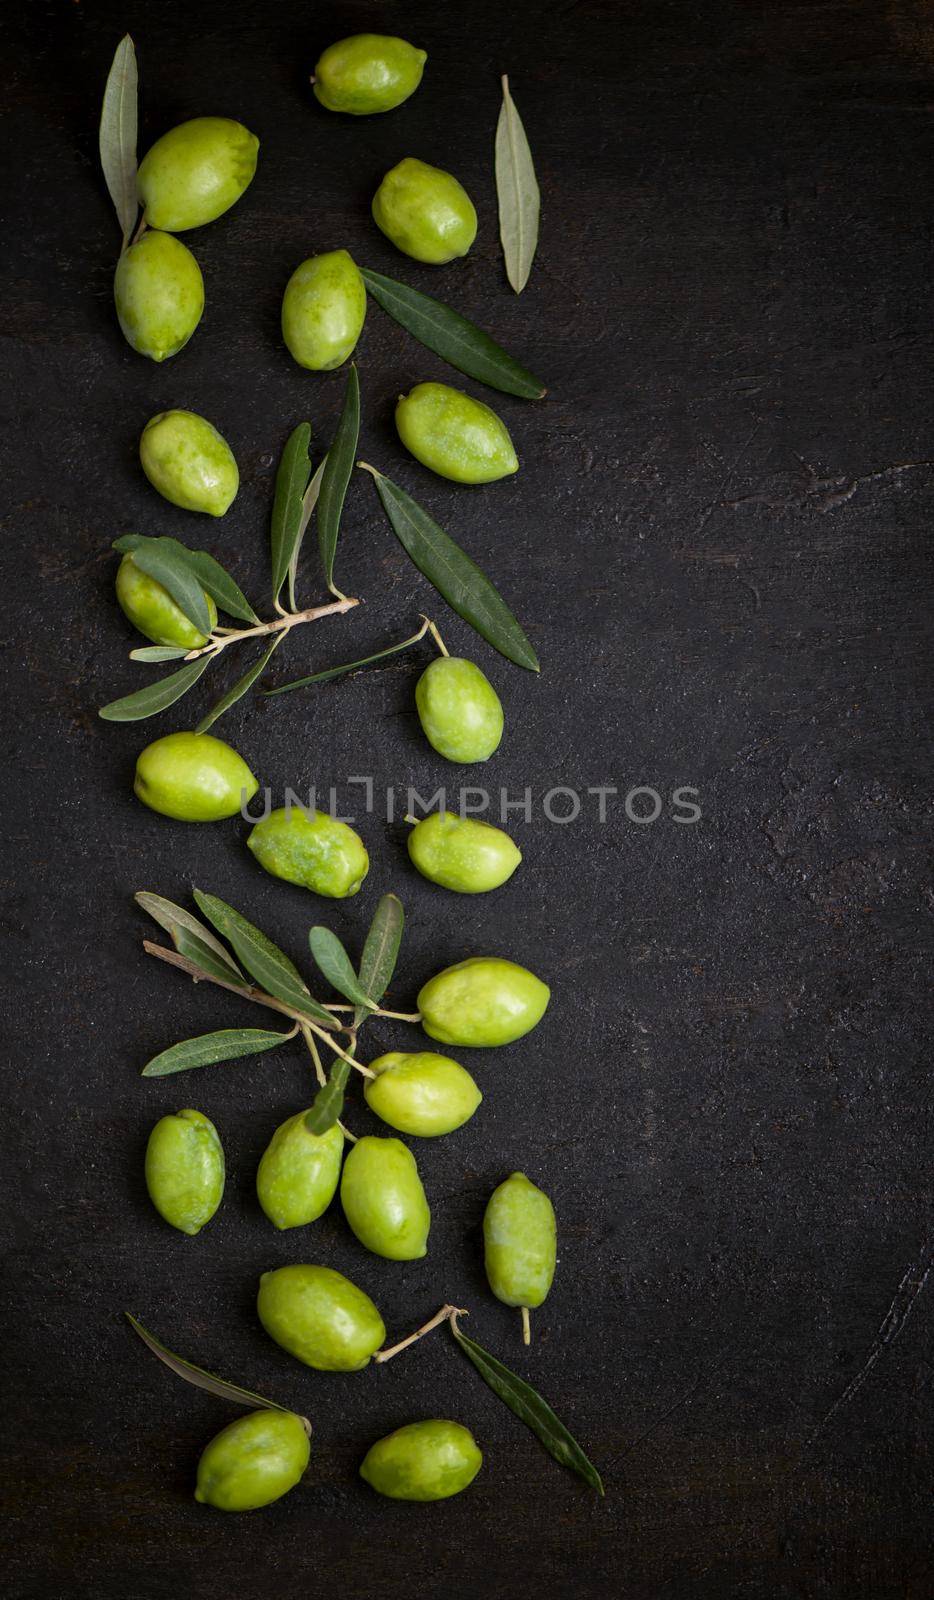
375;1304;468;1364
142;941;341;1032
183;596;359;662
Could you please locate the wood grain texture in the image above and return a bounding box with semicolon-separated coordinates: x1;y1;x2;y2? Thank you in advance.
0;2;931;1596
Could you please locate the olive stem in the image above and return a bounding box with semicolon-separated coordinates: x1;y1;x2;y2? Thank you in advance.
374;1303;469;1364
142;941;343;1033
306;1020;376;1077
375;1008;423;1023
183;596;360;663
130;215;148;247
521;1306;531;1346
425;618;449;657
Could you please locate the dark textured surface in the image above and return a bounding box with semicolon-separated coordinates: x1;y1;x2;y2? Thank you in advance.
1;1;932;1595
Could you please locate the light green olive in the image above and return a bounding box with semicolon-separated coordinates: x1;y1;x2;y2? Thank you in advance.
116;553;216;649
418;957;550;1047
408;812;522;894
137;117;259;231
312;35;426;115
257;1264;385;1371
114;230;204;362
145;1108;224;1234
360;1420;482;1501
372;158;477;264
484;1172;556;1320
365;1052;482;1137
195;1409;310;1512
139;410;239;517
247;806;369;897
256;1114;343;1230
281;250;366;370
340;1136;430;1260
396;383;518;484
415;656;504;764
134;731;258;822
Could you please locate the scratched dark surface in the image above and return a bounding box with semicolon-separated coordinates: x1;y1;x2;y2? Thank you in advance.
1;1;932;1595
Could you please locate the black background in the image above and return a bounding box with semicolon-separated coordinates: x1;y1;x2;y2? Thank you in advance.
2;2;932;1596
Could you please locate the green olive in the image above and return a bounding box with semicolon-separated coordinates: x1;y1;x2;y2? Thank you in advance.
247;806;369;897
137;117;259;231
134;731;258;822
140;410;239;517
312;35;427;115
418;957;550;1047
484;1172;556;1316
116;553;216;649
256;1115;343;1230
365;1052;482;1137
340;1136;430;1260
145;1108;224;1234
407;812;522;894
360;1419;482;1501
415;656;504;764
113;230;204;362
195;1409;310;1511
281;250;366;370
396;383;518;484
372;158;477;264
257;1264;385;1371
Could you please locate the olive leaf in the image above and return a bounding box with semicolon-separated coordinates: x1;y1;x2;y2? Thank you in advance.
308;927;377;1010
317;365;360;597
192;890;337;1027
129;645;189;663
180;549;260;625
304;1058;350;1136
496;74;540;295
360;268;546;400
270;423;312;602
116;535;258;625
98;656;212;722
194;634;284;735
358;464;540;672
264;618;431;698
99;35;138;251
449;1319;604;1496
288;456;327;611
135;891;245;984
112;535;213;636
354;892;404;1028
126;1314;301;1419
142;1026;295;1077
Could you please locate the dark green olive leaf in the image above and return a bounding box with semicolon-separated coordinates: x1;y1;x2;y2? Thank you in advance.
192;890;337;1027
308;927;377;1010
98;656;211;722
117;535;259;624
129;645;189;663
194;634;284;735
181;550;260;625
125;1314;301;1418
304;1059;350;1136
112;535;213;636
496;74;540;295
360;268;546;400
354;892;404;1029
264;619;429;698
99;35;138;250
288;456;327;611
135;891;245;984
358;465;540;672
142;1026;294;1076
449;1320;604;1496
318;365;360;596
270;423;312;601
